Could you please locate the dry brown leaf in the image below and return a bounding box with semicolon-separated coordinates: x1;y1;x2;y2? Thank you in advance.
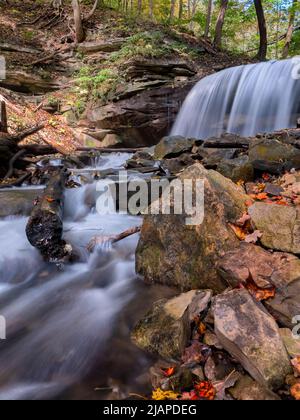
244;230;263;244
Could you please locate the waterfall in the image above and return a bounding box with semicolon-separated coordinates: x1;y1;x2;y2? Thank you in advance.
171;59;300;139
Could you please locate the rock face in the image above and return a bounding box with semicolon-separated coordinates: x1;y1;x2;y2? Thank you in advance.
229;375;280;401
136;164;249;292
154;136;194;159
218;243;300;328
248;202;300;254
86;80;193;147
132;290;212;360
213;289;292;390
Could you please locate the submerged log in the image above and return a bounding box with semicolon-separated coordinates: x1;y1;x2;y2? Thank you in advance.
26;169;71;262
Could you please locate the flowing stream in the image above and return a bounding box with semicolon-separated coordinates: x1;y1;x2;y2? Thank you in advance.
0;154;173;400
172;59;300;139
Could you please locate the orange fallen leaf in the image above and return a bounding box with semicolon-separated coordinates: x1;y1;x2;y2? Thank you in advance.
161;367;176;377
256;193;269;201
262;173;271;181
242;273;276;301
197;322;207;336
229;223;247;241
46;197;55;203
245;200;253;207
290;382;300;400
194;381;216;401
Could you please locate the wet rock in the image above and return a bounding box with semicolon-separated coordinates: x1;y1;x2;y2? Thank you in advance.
136;164;249;292
249;138;300;173
217;156;254;183
264;183;284;197
203;331;223;349
218;243;300;328
213;289;292;389
200;148;237;167
161;153;196;174
280;329;300;358
154;136;194;160
0;188;44;217
229;375;280;400
248;202;300;254
125;150;155;169
150;363;193;392
131;290;211;359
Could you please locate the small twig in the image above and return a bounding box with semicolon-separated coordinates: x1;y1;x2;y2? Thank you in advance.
87;226;141;252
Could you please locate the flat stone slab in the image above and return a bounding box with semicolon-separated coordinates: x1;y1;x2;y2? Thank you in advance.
0;188;44;217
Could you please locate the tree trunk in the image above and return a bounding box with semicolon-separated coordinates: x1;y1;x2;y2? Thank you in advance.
213;0;229;49
254;0;268;61
282;0;298;58
26;169;71;262
204;0;213;37
170;0;176;21
72;0;85;43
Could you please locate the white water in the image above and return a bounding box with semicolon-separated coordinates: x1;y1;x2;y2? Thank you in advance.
0;153;158;400
172;59;300;139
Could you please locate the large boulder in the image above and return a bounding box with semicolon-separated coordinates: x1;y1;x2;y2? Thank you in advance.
136;164;250;292
218;243;300;328
248;138;300;173
217;156;254;183
248;202;300;254
213;289;292;390
131;290;212;360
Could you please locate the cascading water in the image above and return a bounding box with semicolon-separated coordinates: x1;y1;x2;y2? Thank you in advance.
171;59;300;139
0;153;174;400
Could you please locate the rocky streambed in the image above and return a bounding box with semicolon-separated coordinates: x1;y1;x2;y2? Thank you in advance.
130;128;300;401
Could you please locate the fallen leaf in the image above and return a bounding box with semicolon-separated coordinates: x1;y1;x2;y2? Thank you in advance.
242;272;276;301
245;200;253;207
46;196;55;203
194;381;216;401
290;382;300;400
197;322;207;336
181;390;200;400
236;212;251;227
182;342;211;365
161;367;176;377
244;230;263;244
262;173;271;181
291;357;300;376
229;223;247;241
213;370;240;400
152;388;179;400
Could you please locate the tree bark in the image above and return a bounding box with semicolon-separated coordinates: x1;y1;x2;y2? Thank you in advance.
72;0;85;43
213;0;229;49
204;0;213;37
282;0;298;58
254;0;268;61
0;101;7;133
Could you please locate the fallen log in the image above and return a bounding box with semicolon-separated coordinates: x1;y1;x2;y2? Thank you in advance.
87;226;141;252
26;169;71;262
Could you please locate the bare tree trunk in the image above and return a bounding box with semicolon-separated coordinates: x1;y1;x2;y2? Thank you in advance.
170;0;176;21
254;0;268;61
85;0;101;21
204;0;213;37
213;0;229;49
282;0;298;58
0;101;7;133
72;0;85;43
149;0;154;19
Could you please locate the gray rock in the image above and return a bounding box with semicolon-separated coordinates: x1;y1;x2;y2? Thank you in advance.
218;243;300;328
136;164;249;292
154;136;194;160
229;375;280;400
213;289;292;390
248;202;300;254
132;290;212;359
217;156;254;183
279;328;300;358
249;138;300;173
